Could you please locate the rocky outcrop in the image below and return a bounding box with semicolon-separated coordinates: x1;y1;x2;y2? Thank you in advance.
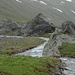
62;21;75;35
43;27;75;57
43;31;61;57
22;13;55;36
0;20;24;36
43;20;75;57
0;13;55;36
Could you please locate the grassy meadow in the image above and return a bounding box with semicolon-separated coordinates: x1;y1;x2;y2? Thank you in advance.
0;37;45;55
58;43;75;57
0;55;60;75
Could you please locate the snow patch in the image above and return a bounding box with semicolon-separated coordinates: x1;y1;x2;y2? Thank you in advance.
53;7;63;13
16;0;22;3
31;0;38;2
31;0;47;5
66;0;72;2
47;18;51;20
39;1;47;5
61;1;65;4
71;10;75;14
60;1;65;5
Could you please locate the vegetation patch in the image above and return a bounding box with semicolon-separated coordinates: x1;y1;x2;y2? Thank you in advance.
0;37;45;55
58;43;75;57
0;55;60;75
39;33;51;38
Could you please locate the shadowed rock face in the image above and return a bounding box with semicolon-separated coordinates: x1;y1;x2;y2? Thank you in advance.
23;13;55;36
62;21;75;35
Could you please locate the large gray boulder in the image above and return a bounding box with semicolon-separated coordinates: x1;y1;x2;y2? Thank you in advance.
62;21;75;35
43;32;61;57
43;27;75;57
22;13;55;36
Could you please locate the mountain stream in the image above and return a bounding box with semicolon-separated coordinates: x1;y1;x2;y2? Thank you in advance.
1;35;75;75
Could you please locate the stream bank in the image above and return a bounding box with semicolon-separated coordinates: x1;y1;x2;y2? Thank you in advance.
14;37;65;75
8;36;75;75
15;37;49;57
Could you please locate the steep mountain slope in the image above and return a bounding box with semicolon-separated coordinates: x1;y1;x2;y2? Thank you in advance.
0;0;75;25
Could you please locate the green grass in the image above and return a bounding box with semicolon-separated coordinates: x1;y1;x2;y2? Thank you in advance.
0;55;60;75
58;43;75;57
39;33;51;38
0;37;45;55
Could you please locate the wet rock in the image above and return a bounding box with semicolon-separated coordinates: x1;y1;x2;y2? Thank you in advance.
62;21;75;35
52;60;65;75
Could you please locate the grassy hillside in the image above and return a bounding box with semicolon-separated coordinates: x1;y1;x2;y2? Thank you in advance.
0;55;60;75
0;0;75;25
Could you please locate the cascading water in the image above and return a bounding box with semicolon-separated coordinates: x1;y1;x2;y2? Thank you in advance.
60;58;75;75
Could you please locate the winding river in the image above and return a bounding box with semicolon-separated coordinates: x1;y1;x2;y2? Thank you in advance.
0;35;75;75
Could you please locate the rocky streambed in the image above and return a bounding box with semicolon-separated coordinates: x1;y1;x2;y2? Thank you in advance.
60;58;75;75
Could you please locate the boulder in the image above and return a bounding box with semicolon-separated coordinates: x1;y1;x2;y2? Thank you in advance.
62;21;75;35
43;27;75;57
0;20;23;36
22;13;55;36
43;32;61;57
